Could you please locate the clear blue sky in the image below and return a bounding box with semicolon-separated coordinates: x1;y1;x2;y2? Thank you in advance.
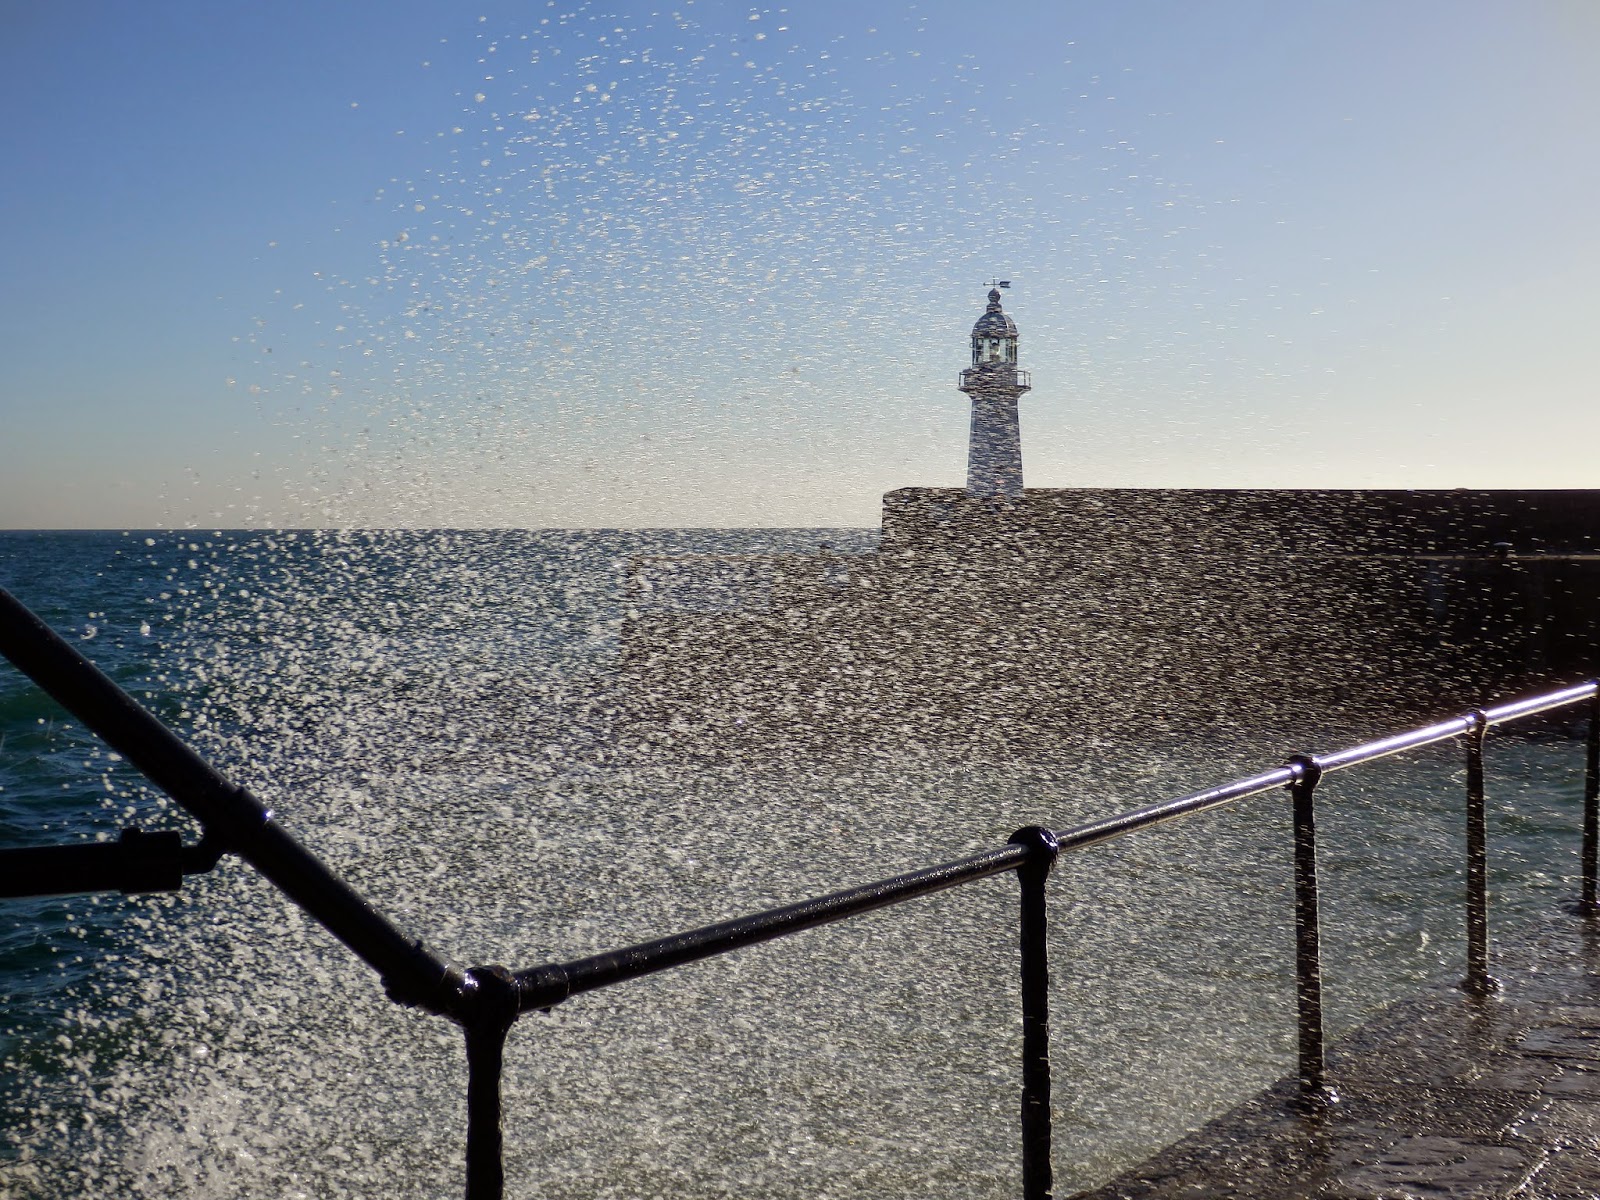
2;1;1597;528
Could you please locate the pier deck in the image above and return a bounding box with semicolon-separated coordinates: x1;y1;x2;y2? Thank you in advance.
1074;909;1600;1199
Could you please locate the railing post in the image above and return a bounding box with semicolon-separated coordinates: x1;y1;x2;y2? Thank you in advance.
1008;825;1060;1200
1286;755;1336;1109
1461;712;1500;996
1582;686;1600;916
463;966;520;1200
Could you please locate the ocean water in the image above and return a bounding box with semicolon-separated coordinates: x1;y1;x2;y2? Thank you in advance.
0;529;1593;1198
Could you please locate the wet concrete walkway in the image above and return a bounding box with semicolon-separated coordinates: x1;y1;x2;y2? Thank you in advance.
1073;909;1600;1199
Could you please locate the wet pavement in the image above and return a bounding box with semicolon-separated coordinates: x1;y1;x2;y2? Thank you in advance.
1072;909;1600;1199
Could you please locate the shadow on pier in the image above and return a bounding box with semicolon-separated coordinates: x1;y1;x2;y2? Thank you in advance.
1076;908;1600;1200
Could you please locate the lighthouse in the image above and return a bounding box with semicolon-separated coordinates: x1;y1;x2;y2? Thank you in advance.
958;285;1031;497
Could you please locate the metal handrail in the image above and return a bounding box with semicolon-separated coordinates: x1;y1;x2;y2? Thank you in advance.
2;580;1597;1200
1054;680;1600;857
515;838;1033;1010
0;587;464;1013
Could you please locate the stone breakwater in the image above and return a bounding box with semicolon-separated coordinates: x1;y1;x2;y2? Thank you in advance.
620;489;1600;755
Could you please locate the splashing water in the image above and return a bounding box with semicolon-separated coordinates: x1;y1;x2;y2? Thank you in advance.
237;5;1294;531
2;530;1590;1198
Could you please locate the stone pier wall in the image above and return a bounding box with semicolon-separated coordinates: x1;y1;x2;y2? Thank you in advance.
617;489;1600;755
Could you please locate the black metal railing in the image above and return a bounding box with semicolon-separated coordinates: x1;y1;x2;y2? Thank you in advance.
2;581;1598;1199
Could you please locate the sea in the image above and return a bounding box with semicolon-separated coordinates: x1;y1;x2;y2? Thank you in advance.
0;528;1592;1199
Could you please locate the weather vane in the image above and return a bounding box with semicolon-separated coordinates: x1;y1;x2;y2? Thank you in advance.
987;278;1012;289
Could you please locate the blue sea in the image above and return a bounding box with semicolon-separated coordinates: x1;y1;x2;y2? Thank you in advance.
1;529;1593;1199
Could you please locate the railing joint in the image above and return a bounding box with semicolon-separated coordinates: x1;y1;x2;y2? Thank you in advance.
183;828;230;874
1285;752;1323;791
0;825;223;899
462;964;521;1032
385;952;472;1016
515;963;573;1014
1007;825;1060;876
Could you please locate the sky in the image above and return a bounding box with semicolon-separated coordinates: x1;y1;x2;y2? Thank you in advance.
1;0;1597;529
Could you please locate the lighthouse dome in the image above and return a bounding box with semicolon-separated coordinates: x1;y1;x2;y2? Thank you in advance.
971;288;1018;338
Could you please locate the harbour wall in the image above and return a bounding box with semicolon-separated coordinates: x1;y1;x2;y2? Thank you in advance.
618;489;1600;754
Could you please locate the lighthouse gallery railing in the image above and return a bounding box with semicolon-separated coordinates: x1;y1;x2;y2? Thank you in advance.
2;583;1598;1200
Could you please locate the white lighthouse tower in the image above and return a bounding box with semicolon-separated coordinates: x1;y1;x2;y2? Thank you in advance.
958;285;1031;497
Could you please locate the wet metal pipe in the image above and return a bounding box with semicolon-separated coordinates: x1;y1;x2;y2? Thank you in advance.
1286;756;1332;1106
1461;713;1499;996
1052;767;1295;854
1583;687;1600;915
1481;681;1600;724
1041;692;1589;859
462;967;520;1200
1010;826;1059;1200
0;586;463;1015
516;843;1030;1009
0;827;217;898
